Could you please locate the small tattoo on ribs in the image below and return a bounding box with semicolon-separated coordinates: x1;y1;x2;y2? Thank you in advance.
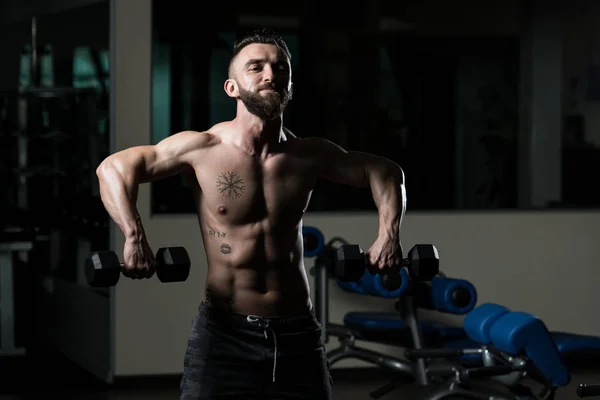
220;243;232;254
216;171;246;199
208;229;226;238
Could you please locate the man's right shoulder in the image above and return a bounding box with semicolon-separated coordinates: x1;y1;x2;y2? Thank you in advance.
172;130;221;149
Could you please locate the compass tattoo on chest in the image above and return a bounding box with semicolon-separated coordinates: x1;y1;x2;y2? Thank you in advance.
216;171;246;199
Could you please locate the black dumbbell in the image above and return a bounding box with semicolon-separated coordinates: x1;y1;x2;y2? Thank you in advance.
335;244;404;290
335;244;440;285
85;246;191;287
334;245;369;282
405;245;440;281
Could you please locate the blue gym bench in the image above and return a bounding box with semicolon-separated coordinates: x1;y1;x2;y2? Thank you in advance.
403;302;571;399
302;226;600;399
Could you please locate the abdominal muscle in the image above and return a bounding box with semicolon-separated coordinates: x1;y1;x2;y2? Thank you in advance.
201;223;313;317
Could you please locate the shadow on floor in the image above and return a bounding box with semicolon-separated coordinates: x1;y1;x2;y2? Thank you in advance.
2;347;600;400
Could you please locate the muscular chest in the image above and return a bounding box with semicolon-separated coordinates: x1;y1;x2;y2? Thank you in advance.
196;151;314;224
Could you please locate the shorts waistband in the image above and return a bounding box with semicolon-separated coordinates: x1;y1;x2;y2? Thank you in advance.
198;301;317;327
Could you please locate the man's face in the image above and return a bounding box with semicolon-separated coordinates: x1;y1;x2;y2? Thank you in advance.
230;43;293;120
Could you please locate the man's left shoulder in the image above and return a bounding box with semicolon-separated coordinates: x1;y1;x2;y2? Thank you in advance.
282;128;330;147
280;129;319;158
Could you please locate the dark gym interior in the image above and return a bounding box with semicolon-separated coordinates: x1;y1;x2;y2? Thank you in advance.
1;0;600;399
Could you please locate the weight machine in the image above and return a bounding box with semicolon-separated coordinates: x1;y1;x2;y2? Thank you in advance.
0;16;110;357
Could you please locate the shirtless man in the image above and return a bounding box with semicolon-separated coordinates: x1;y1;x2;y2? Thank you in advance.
96;29;406;400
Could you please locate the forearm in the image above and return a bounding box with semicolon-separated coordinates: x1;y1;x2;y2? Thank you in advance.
366;160;406;241
96;160;145;242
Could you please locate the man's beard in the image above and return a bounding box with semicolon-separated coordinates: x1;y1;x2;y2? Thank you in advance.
238;84;292;120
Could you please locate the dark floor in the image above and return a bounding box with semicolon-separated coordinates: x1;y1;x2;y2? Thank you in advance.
1;348;599;399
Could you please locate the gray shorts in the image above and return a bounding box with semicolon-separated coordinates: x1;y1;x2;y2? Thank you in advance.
180;302;333;400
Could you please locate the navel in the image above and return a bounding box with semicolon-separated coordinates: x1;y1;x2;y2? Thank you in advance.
217;206;227;215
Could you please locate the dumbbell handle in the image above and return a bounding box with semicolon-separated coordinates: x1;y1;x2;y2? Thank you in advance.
117;262;155;268
372;259;408;275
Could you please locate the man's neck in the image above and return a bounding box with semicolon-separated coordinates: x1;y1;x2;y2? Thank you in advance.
231;111;284;157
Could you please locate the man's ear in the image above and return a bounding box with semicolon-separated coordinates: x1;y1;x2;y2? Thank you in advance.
224;78;239;98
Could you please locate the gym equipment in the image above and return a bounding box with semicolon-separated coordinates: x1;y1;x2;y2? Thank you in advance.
1;85;104;207
4;87;104;211
578;384;600;398
341;275;477;348
2;41;108;292
335;243;440;288
337;268;410;298
491;312;569;387
343;311;467;349
334;244;370;282
404;304;570;399
302;226;325;257
301;227;596;399
329;276;479;397
0;230;35;356
1;208;53;357
85;247;191;287
413;276;477;315
446;304;600;367
347;289;600;369
301;227;477;394
303;227;565;399
404;244;440;281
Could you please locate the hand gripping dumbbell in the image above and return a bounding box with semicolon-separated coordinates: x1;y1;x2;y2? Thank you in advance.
85;246;191;287
335;244;440;289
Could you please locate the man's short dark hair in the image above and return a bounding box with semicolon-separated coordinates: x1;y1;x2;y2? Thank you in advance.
228;29;291;78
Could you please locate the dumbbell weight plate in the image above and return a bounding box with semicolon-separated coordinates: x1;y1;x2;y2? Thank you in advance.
155;246;191;283
335;245;367;282
85;251;121;287
407;244;440;281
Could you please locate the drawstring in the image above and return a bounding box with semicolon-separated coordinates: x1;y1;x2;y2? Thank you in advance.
247;315;278;382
